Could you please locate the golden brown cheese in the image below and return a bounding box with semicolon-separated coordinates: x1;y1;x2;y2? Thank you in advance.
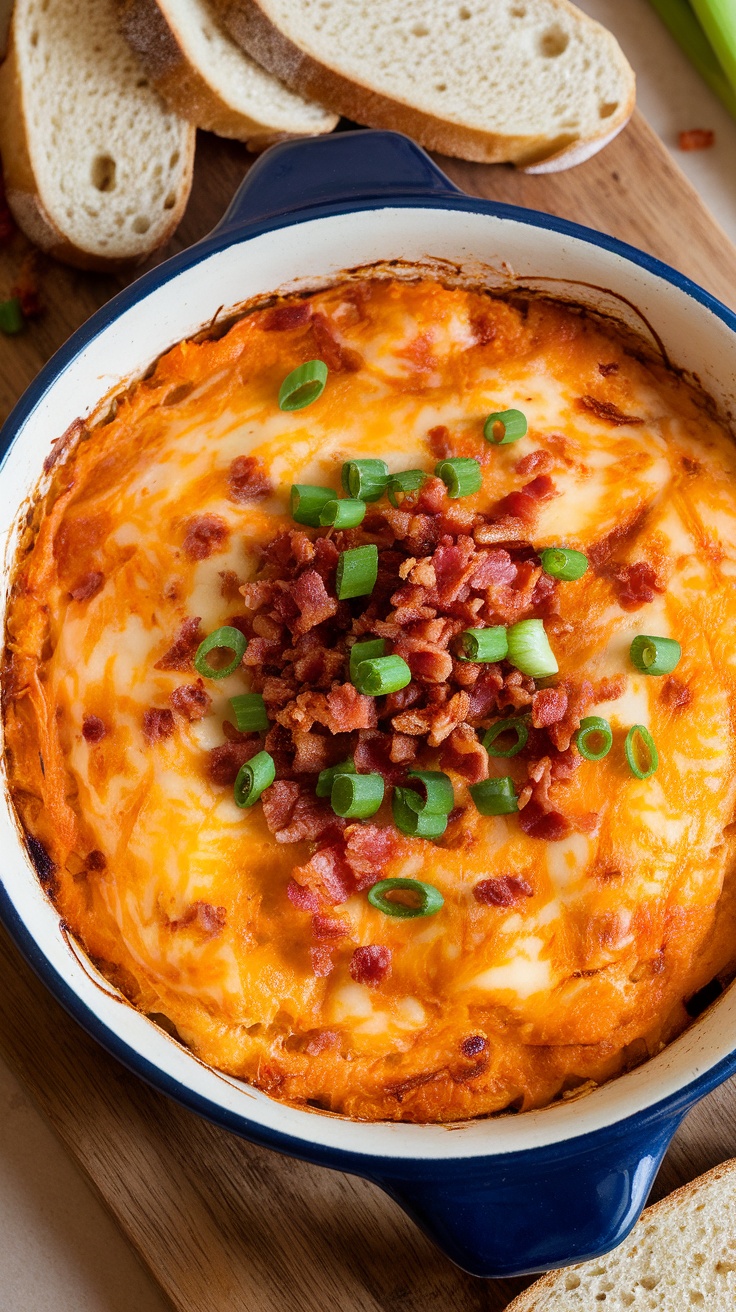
5;277;736;1123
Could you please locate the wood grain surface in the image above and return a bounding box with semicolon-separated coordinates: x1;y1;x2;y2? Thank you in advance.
1;111;736;1312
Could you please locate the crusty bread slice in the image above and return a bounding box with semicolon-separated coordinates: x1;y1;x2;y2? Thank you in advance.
0;0;196;270
211;0;635;169
120;0;338;149
505;1158;736;1311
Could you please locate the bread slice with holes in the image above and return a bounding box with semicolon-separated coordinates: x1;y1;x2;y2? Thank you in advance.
119;0;338;149
0;0;195;270
210;0;635;169
505;1158;736;1311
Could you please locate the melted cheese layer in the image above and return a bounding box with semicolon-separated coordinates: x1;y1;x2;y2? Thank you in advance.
5;278;736;1123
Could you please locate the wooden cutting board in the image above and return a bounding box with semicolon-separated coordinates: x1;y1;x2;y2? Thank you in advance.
2;112;736;1312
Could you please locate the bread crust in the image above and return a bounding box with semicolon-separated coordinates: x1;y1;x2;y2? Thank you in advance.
119;0;332;147
212;0;635;168
504;1157;736;1311
0;12;195;271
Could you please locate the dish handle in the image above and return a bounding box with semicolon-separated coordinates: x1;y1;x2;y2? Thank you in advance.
213;130;462;233
370;1112;682;1279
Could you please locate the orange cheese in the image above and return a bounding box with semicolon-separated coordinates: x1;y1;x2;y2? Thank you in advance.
5;277;736;1122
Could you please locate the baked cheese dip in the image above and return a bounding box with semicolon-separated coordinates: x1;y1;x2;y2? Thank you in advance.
5;277;736;1123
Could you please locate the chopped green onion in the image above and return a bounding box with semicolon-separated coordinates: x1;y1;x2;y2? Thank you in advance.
575;716;613;762
435;457;482;499
647;0;736;119
625;725;659;780
318;498;367;528
336;543;378;600
230;693;268;732
483;409;528;445
392;787;448;838
482;718;529;758
0;297;24;335
507;619;558;678
316;757;355;798
194;626;247;680
290;483;335;527
469;776;518;815
540;547;589;581
458;626;508;662
331;771;385;818
341;459;389;501
387;469;427;507
629;635;682;676
349;638;386;680
234;750;276;807
405;770;454;815
367;877;444;918
352;654;411;696
278;359;328;410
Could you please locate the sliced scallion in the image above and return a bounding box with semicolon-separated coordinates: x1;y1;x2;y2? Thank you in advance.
435;457;482;499
341;458;389;501
278;359;328;410
469;776;518;815
387;469;427;507
230;693;268;733
405;770;454;815
0;297;24;335
331;771;384;819
458;626;508;662
625;725;659;780
575;716;613;761
290;483;334;527
629;635;682;676
482;718;529;758
319;497;367;528
392;787;448;838
234;750;276;807
539;547;589;581
483;409;528;445
316;758;355;798
336;543;378;599
367;877;444;918
507;619;558;678
194;626;247;680
349;638;386;680
352;654;411;696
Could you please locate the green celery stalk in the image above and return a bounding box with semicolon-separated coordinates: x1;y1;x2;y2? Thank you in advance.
648;0;736;118
690;0;736;99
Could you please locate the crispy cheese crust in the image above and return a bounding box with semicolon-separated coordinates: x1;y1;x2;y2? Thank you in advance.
5;278;736;1122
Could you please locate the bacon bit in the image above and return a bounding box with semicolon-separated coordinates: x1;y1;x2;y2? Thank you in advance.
312;913;348;941
182;514;228;560
679;129;715;151
143;708;175;743
516;449;554;477
344;824;397;889
261;782;343;845
310;946;335;977
304;1029;340;1055
532;687;569;728
228;455;272;502
69;570;104;602
660;676;692;711
82;715;107;743
495;489;538;523
350;944;392;987
170;681;211;722
286;879;321;913
440;723;488;783
85;850;107;871
427;425;453;459
207;740;259;785
546;680;594;751
611;561;663;610
292;569;338;636
460;1034;488;1057
263;301;311;330
171;901;226;936
292;730;331;773
594;675;625;703
598;362;619;377
326;683;377;731
407;647;453;684
523;474;557;501
471;548;517;586
354;729;412;782
474;876;533;906
517;801;571;841
155;617;203;670
577;396;645;426
588;508;649;569
292;844;353;903
219;570;242;601
310;311;362;372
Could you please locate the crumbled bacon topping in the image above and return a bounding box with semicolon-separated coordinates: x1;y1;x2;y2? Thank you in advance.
170;681;212;721
228;455;272;503
183;514;228;560
82;714;107;743
474;876;533;906
350;944;392;986
155;617;202;670
69;570;104;602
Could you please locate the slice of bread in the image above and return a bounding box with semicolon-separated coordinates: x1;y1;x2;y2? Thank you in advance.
211;0;635;169
0;0;196;270
505;1158;736;1311
120;0;338;149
